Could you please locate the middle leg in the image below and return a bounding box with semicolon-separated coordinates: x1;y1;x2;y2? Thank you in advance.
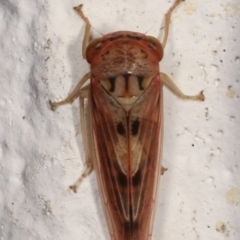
69;85;94;193
161;72;205;101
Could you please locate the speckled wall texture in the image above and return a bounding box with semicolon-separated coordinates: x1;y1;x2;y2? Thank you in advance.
0;0;239;239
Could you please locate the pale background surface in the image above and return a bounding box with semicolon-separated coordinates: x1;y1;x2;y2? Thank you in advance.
0;0;240;239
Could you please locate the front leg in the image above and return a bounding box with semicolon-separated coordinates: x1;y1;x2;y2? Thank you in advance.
74;4;92;59
49;72;90;111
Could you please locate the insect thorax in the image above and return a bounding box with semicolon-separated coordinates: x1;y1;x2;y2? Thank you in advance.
88;31;162;111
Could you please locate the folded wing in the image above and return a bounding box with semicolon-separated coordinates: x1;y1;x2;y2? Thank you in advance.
90;74;162;240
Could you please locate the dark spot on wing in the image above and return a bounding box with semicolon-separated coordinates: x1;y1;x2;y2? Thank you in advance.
118;171;128;187
131;118;140;136
124;212;139;236
132;169;141;186
131;221;139;232
117;122;125;135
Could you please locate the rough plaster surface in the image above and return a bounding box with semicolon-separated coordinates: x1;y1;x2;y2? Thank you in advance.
0;0;240;239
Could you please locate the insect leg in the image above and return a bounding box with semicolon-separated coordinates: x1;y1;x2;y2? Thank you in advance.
160;72;205;101
162;0;184;48
49;74;93;192
49;72;90;111
70;85;94;193
74;4;92;59
161;166;168;175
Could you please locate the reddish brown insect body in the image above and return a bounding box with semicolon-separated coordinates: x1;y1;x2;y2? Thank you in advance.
87;31;163;240
49;1;204;239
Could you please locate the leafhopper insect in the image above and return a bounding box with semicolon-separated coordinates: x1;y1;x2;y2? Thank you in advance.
49;0;204;239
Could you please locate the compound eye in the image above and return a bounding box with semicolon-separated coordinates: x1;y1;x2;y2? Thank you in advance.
148;40;158;50
94;42;102;49
86;37;102;63
146;36;163;61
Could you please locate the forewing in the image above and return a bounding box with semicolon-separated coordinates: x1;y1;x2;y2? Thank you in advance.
89;77;130;238
128;75;163;240
89;75;162;240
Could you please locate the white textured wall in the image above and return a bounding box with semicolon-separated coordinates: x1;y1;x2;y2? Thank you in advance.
0;0;240;239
